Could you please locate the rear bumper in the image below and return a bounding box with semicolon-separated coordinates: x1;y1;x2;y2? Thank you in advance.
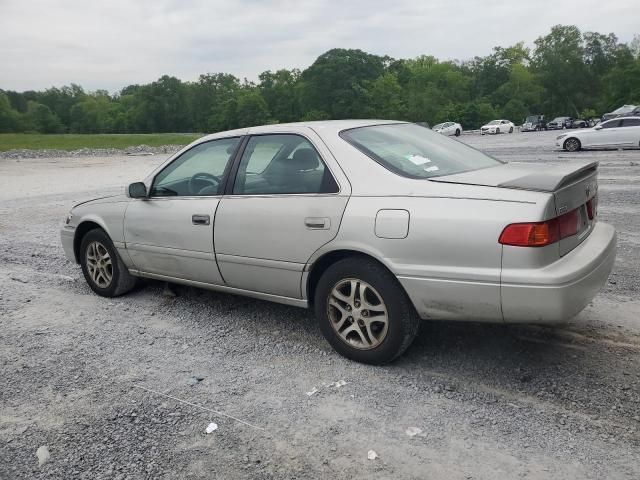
501;222;616;323
60;226;77;263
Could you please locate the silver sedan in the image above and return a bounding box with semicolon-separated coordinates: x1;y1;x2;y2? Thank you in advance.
61;120;616;364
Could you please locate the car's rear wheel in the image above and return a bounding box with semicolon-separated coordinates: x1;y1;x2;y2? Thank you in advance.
509;126;514;133
80;228;138;297
455;129;461;137
314;257;420;364
563;137;581;152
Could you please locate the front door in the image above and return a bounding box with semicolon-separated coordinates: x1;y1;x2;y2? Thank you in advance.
124;136;240;284
214;132;349;298
591;119;622;147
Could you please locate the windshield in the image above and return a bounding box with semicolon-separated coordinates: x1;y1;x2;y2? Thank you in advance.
340;123;502;179
525;116;538;123
487;120;500;125
613;105;636;114
552;117;567;122
432;123;444;129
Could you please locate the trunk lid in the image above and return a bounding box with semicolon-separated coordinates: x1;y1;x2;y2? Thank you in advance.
430;160;599;255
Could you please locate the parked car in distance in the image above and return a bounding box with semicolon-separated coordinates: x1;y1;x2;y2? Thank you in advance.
480;119;514;135
548;117;573;130
569;119;590;129
61;120;616;364
521;115;547;131
557;116;640;151
602;104;638;121
433;122;462;136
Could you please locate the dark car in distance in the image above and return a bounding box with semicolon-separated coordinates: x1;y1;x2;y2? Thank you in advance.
602;105;639;121
548;117;572;130
521;115;547;132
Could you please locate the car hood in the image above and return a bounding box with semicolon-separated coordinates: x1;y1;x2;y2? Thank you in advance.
73;194;128;209
429;160;598;192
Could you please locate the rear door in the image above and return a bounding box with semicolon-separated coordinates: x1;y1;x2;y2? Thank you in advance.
213;130;350;298
619;118;640;146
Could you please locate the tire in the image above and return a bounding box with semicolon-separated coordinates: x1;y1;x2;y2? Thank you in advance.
509;126;513;133
563;137;581;152
455;129;461;137
535;126;540;131
496;128;501;134
80;228;138;297
314;257;420;364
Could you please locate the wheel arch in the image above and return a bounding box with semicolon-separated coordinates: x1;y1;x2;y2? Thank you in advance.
305;248;402;307
73;219;109;263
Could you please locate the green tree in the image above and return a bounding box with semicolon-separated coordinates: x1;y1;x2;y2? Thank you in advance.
363;72;406;119
0;93;20;132
258;69;300;123
25;101;63;133
532;25;587;116
299;48;387;118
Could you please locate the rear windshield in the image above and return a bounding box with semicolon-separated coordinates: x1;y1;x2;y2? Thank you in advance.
340;123;502;179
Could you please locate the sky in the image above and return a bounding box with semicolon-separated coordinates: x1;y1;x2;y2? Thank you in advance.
0;0;638;92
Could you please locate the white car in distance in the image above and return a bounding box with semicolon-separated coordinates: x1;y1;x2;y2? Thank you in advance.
557;117;640;152
481;119;515;135
433;122;462;137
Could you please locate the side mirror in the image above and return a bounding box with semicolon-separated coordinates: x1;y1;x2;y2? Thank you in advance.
128;182;148;198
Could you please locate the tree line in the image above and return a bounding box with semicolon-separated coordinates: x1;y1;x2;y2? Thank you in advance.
1;25;639;134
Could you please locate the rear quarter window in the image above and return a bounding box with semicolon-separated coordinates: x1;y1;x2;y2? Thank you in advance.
340;123;502;179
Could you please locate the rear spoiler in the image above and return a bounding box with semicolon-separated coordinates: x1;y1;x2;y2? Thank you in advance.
497;160;598;192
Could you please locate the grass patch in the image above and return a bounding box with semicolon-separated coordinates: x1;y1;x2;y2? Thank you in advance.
0;133;204;152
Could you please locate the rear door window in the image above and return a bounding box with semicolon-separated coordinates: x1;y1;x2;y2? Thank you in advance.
621;118;640;127
232;134;339;195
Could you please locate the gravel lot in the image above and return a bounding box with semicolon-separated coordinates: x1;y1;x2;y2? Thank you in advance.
1;130;639;479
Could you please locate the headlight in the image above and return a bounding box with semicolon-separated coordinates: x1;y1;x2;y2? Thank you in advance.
65;213;73;225
556;134;567;140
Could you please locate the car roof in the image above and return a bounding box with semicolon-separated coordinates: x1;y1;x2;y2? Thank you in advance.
196;119;406;143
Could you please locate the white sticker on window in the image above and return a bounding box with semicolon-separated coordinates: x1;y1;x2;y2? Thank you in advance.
407;154;430;165
423;165;439;172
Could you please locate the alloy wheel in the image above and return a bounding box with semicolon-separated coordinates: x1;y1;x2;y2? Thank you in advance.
564;138;580;152
86;241;113;288
327;278;389;350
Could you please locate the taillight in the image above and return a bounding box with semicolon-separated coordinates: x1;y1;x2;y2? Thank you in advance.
499;208;580;247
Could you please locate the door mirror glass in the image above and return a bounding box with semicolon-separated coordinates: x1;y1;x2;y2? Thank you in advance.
128;182;147;198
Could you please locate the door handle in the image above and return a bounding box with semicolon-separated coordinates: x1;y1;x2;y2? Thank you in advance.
192;214;210;225
305;217;330;230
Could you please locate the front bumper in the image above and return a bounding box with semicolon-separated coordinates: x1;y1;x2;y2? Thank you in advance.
60;225;77;263
501;222;617;323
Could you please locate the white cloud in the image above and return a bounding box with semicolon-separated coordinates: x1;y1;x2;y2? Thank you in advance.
0;0;638;92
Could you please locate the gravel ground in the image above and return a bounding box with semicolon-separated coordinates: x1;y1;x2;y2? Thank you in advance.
1;130;639;479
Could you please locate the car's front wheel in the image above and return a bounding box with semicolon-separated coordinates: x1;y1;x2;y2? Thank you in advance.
80;228;138;297
509;126;514;133
455;129;461;137
314;257;420;364
563;137;581;152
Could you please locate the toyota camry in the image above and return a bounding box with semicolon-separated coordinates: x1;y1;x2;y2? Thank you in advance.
61;120;616;364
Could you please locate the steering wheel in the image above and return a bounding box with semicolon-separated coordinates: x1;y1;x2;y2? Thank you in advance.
188;172;220;195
